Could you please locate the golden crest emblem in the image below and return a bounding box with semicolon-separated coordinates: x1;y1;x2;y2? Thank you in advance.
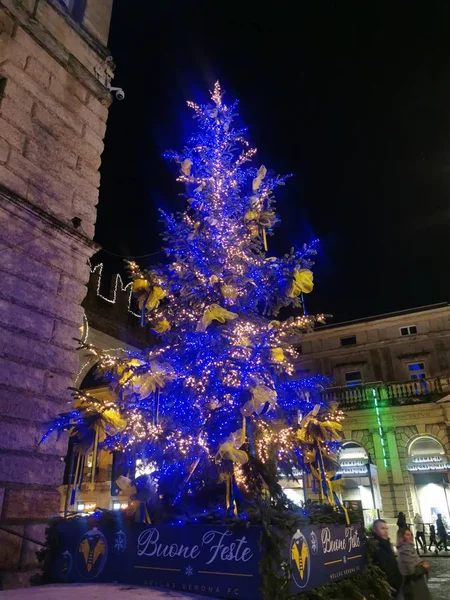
290;529;310;589
76;527;108;579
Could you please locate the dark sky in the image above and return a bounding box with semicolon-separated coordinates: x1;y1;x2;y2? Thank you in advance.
96;0;450;323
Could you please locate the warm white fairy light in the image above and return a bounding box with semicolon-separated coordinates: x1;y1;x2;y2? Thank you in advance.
47;82;337;513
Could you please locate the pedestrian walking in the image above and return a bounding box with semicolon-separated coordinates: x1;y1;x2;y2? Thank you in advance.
397;527;432;600
428;524;440;553
413;513;426;552
436;514;448;551
397;512;407;529
372;519;403;599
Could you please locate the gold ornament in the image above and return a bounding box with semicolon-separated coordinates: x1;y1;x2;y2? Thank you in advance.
181;158;192;176
252;165;267;191
132;279;150;294
196;304;238;331
150;319;171;334
117;358;144;385
129;360;176;398
286;269;314;298
218;423;248;464
244;209;276;251
270;347;285;362
139;286;166;312
241;384;277;417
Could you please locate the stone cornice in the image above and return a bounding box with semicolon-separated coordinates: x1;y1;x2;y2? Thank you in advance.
343;402;444;429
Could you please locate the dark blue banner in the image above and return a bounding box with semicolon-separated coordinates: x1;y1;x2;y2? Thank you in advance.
53;519;261;599
52;518;365;599
288;523;365;594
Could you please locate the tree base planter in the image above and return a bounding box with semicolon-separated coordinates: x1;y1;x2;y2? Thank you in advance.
45;516;365;599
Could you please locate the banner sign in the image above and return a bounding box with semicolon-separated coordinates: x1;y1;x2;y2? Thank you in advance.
52;518;365;599
289;523;365;594
53;520;261;599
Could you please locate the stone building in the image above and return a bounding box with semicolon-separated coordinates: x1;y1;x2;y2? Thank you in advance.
296;303;450;536
0;0;114;586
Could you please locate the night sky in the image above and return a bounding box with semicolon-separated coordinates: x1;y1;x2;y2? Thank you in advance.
96;0;450;323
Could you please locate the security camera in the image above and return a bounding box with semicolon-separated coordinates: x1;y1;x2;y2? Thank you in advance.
109;86;125;101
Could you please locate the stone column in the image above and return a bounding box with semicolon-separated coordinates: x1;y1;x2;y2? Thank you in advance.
0;0;113;587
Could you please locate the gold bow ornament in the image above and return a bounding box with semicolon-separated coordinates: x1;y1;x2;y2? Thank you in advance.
244;209;276;251
132;278;166;312
180;158;193;176
270;347;285;363
128;361;176;399
218;422;248;465
241;384;277;417
116;358;145;386
286;269;314;298
196;304;238;331
150;319;171;335
252;165;267;191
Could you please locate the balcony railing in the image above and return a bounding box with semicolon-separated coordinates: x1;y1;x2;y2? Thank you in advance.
299;377;450;411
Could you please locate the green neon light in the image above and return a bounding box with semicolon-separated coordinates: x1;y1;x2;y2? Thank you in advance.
371;388;388;467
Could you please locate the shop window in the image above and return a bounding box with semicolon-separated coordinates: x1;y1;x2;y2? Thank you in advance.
56;0;86;23
340;335;356;347
400;325;417;336
345;370;363;387
408;436;445;457
407;361;427;380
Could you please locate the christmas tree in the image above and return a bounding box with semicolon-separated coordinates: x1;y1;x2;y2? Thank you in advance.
45;83;344;522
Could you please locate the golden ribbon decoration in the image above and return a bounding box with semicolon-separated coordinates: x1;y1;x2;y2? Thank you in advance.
129;360;176;399
270;347;285;363
218;417;248;465
150;319;171;335
244;209;276;251
241;384;277;417
286;269;314;298
196;304;238;331
132;279;167;312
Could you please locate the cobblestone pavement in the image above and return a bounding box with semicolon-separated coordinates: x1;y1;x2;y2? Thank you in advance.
3;563;450;600
0;584;209;599
425;557;450;600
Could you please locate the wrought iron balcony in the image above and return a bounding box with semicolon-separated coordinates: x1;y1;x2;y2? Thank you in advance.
299;377;450;411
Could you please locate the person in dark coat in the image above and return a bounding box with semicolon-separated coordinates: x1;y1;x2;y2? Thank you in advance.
428;524;440;553
436;515;448;551
372;519;403;598
397;511;407;529
397;527;432;600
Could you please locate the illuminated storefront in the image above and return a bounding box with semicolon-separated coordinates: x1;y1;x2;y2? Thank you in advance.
407;436;450;526
278;467;305;505
338;441;382;527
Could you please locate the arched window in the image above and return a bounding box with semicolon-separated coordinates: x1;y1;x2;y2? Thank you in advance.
407;436;448;473
340;441;368;461
408;436;445;458
79;362;108;390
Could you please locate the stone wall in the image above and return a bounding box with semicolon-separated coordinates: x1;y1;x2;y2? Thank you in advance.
0;0;113;587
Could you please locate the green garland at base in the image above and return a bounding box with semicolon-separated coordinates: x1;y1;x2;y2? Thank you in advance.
33;502;392;600
292;564;391;599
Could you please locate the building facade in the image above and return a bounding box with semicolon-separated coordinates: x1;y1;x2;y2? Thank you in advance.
297;303;450;535
0;0;114;586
